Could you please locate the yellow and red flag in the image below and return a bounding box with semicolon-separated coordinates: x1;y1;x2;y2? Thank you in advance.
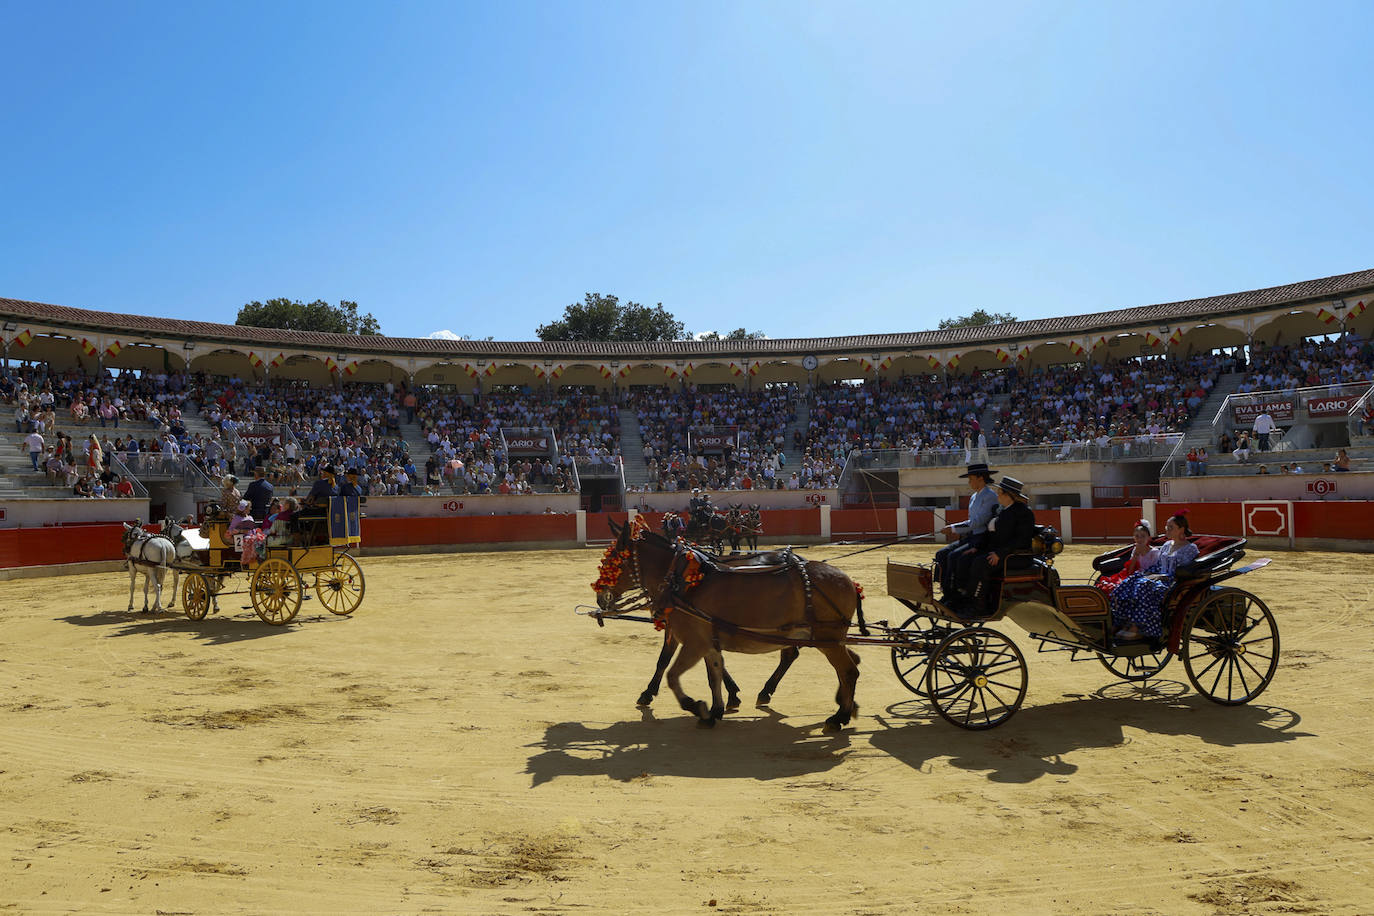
1168;327;1184;346
1067;341;1086;357
13;329;33;347
1144;332;1163;347
748;361;761;376
859;358;874;373
324;357;339;374
879;356;892;371
344;361;359;376
681;362;694;378
728;361;743;376
80;337;98;356
270;353;285;368
663;365;678;379
994;347;1011;363
946;354;961;370
463;363;479;378
926;355;941;370
598;364;612;379
1316;307;1339;325
1351;300;1367;318
104;340;123;358
483;364;497;377
248;351;265;368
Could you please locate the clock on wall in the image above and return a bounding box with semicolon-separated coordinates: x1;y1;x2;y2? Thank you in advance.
801;354;819;371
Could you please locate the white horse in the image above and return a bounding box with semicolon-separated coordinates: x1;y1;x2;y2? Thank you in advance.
122;521;176;612
156;517;202;609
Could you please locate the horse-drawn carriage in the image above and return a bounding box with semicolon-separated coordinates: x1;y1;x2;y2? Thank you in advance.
172;495;366;626
883;527;1278;728
587;519;1278;731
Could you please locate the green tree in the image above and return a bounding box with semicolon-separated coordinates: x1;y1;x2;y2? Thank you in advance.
937;309;1017;330
698;328;767;340
536;293;687;342
236;298;382;335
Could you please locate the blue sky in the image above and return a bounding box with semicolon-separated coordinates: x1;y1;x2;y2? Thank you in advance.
2;1;1371;342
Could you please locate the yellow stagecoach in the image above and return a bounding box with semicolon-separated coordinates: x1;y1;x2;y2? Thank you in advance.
176;495;365;626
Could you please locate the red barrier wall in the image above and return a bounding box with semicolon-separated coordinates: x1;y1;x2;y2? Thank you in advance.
1293;500;1374;540
0;523;127;568
1071;507;1144;540
905;511;936;536
7;503;1374;571
831;508;896;538
1159;502;1243;536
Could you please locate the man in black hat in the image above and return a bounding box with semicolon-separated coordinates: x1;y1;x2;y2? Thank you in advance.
935;462;999;607
965;476;1036;615
338;467;363;500
305;463;339;510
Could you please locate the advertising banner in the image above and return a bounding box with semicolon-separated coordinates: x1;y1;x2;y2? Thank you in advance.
1305;390;1368;419
1230;398;1295;425
504;434;553;456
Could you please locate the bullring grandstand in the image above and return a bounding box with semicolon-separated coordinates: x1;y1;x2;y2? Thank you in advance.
3;266;1374;562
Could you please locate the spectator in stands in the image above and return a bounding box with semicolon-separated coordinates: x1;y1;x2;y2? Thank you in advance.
1257;465;1270;475
25;429;44;470
1233;431;1252;464
1196;446;1208;475
1334;448;1352;472
72;475;92;497
114;474;135;498
1253;410;1276;452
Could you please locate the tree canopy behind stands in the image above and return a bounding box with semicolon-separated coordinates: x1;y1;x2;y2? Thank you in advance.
937;309;1017;329
236;298;383;335
536;293;689;342
697;328;767;340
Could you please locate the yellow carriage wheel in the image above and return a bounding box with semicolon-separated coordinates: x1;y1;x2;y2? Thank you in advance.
315;553;365;616
182;572;211;621
251;558;302;626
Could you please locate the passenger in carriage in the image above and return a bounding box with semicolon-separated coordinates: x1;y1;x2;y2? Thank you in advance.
1110;511;1199;642
227;500;257;534
964;476;1036;615
304;464;339;510
1096;520;1159;596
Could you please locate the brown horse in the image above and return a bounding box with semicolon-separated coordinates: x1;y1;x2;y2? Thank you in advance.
636;546;803;710
595;518;864;730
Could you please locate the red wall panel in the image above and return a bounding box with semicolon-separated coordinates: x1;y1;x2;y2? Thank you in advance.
1071;506;1144;540
1292;500;1374;540
905;510;936;536
831;508;896;538
1159;502;1242;536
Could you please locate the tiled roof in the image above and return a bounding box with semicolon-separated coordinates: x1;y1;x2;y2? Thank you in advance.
3;267;1372;360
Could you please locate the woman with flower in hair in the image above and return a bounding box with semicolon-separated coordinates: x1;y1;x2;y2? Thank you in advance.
1097;519;1159;597
1110;511;1199;641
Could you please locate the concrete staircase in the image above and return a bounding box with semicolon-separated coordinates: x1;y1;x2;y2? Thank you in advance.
0;433;72;497
979;393;1011;445
780;399;809;473
1178;371;1247;447
617;408;650;489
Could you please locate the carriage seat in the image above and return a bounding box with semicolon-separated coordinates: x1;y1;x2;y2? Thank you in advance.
1093;534;1246;581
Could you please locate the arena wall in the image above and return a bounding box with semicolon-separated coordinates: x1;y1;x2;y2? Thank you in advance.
5;500;1371;579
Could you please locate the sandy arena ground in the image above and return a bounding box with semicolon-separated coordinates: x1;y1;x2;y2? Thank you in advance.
1;542;1371;915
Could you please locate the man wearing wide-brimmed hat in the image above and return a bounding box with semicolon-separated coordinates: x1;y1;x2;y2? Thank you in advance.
305;463;339;509
935;461;999;607
966;476;1036;615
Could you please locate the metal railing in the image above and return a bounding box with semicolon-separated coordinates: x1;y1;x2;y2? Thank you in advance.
842;435;1183;476
107;453;150;498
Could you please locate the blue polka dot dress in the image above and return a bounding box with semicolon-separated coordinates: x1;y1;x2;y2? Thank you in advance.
1110;541;1199;639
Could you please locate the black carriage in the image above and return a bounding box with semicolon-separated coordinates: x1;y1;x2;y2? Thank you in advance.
881;528;1279;729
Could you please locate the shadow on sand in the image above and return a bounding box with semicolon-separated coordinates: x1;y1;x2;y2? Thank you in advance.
57;607;343;645
526;705;853;786
866;678;1310;784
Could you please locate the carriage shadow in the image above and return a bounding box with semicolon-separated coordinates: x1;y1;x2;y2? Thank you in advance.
866;680;1310;784
526;706;853;787
56;609;329;644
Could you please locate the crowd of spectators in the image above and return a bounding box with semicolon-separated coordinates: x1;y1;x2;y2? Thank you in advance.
7;331;1374;501
626;385;796;491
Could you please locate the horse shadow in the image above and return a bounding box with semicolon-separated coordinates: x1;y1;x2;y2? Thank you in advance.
57;608;316;645
866;679;1311;785
526;706;853;787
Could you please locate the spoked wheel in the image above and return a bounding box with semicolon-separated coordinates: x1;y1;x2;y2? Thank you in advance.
890;613;966;698
251;558;302;626
182;572;211;621
1182;588;1279;705
1097;647;1174;681
926;627;1028;730
315;553;365;616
